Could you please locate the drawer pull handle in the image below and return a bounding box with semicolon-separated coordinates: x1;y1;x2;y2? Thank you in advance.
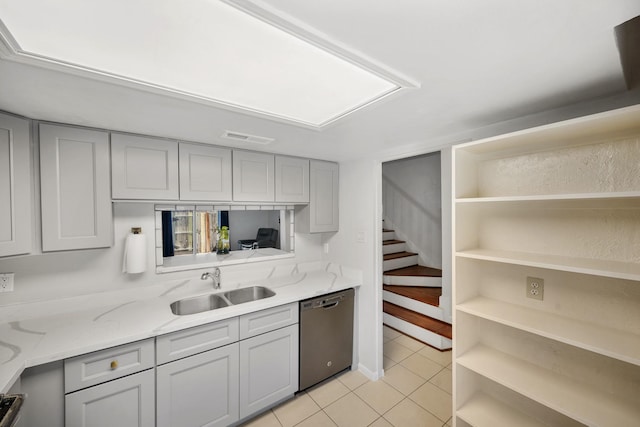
110;360;118;370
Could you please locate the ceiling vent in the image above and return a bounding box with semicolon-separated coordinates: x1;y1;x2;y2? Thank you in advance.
221;130;274;145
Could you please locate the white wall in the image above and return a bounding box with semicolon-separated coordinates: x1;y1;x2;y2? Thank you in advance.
382;152;442;268
323;157;383;379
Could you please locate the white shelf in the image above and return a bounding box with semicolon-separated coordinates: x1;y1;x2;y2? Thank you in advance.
457;345;640;426
457;392;545;427
454;105;640;156
457;297;640;366
456;248;640;281
456;191;640;206
454;106;640;425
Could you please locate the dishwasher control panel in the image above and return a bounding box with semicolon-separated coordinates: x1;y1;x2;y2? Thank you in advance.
301;293;345;310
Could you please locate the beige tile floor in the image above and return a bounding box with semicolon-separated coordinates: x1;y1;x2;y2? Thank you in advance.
241;325;452;427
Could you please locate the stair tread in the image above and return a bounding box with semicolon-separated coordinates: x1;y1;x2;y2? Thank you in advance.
383;285;441;306
383;251;418;260
384;265;442;277
383;239;405;245
383;301;452;339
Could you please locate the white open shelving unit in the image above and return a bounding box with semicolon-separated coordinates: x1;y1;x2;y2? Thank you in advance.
452;105;640;426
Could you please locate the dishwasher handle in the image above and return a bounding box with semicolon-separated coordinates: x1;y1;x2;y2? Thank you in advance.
321;300;340;309
319;294;344;309
301;293;346;311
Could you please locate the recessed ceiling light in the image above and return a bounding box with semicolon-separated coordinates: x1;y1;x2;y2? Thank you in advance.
0;0;415;128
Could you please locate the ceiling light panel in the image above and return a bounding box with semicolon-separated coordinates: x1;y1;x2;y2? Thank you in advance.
0;0;400;127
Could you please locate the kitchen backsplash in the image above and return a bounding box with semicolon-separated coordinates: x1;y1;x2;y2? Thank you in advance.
0;203;330;307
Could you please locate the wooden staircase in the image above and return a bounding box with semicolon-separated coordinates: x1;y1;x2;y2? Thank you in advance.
382;229;451;350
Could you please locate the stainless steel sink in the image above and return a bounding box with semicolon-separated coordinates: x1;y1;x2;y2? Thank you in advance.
170;286;275;315
170;293;231;316
224;286;275;305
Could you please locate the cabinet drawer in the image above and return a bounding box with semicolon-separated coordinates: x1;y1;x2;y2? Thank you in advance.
156;318;239;365
240;303;298;340
64;339;154;393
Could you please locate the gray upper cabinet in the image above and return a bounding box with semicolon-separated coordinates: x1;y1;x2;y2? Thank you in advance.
275;156;309;203
296;160;339;233
39;124;112;251
179;143;232;201
0;113;32;257
233;150;275;202
111;133;179;200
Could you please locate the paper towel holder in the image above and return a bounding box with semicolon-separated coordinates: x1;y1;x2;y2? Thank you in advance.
123;226;147;274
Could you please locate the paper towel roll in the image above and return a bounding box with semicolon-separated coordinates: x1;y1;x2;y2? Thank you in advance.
123;231;147;274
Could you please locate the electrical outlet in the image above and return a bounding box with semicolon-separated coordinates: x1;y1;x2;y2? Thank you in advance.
526;276;544;301
0;273;14;292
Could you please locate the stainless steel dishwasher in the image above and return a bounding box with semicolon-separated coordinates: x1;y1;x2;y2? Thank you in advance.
299;288;354;391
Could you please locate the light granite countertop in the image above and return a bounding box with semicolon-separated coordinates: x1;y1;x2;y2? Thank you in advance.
0;262;361;393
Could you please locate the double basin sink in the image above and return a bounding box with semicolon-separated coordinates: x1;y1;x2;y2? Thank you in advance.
170;286;275;316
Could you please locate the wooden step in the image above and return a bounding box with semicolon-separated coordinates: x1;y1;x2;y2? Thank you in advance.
383;251;417;260
383;251;419;271
383;285;441;307
383;265;442;286
383;301;452;340
383;239;404;245
384;265;442;277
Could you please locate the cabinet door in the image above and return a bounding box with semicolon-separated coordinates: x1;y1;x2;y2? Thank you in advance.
65;369;155;427
39;124;112;251
239;324;299;419
111;133;179;200
275;156;309;203
157;343;239;427
19;361;64;427
296;160;339;233
179;143;232;201
232;151;275;202
0;113;31;257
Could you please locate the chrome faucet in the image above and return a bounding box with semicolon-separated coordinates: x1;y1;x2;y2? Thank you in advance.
201;268;221;289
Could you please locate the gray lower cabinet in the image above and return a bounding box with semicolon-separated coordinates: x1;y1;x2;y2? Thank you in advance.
65;370;155;427
15;304;300;427
16;361;64;427
156;343;240;427
239;324;299;419
64;339;155;427
156;303;299;426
